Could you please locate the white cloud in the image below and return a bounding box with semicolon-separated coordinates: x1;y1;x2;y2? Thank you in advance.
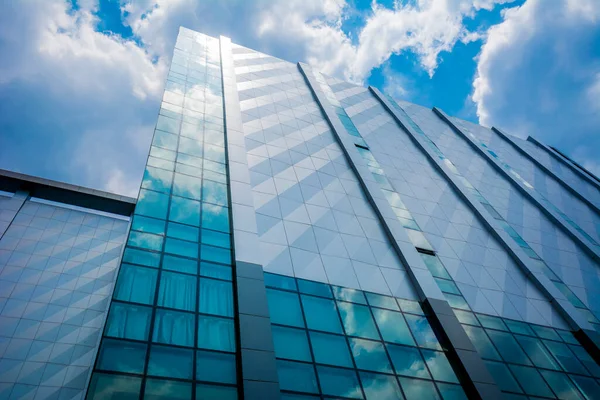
473;0;600;167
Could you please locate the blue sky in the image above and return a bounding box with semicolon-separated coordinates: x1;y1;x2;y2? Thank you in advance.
0;0;599;196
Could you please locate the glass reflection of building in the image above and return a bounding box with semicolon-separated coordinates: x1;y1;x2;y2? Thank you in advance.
2;27;600;400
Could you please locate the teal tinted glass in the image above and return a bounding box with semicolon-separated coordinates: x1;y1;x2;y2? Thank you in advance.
309;331;353;368
569;345;600;377
398;377;441;400
317;366;363;399
436;383;467;400
162;254;198;275
453;310;479;326
337;301;380;340
145;379;192;400
147;345;193;379
122;248;160;268
301;295;343;334
463;325;501;360
164;237;198;258
484;361;523;393
397;299;423;315
487;330;531;365
153;309;195;347
136;189;169;220
514;335;560;370
202;180;228;205
405;314;441;350
421;350;459;383
543;340;589;375
570;375;600;400
201;203;229;232
113;264;157;305
167;222;199;242
105;302;152;340
199;278;233;317
267;289;304;328
196;384;237;400
142;167;173;194
298;279;333;298
372;308;415;346
539;370;584;400
349;338;392;373
420;253;451;280
477;314;507;331
508;365;554;398
200;244;230;264
128;231;164;251
532;325;561;341
132;215;165;235
332;286;367;304
200;262;232;280
97;339;146;374
434;278;461;295
157;271;197;311
197;315;235;352
196;350;236;384
444;293;470;310
172;173;202;200
264;273;297;291
272;325;312;362
387;344;430;379
366;292;399;310
277;360;319;394
169;196;201;226
505;320;535;336
359;371;404;400
201;229;230;248
88;373;141;400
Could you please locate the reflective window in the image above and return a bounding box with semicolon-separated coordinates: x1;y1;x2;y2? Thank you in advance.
387;344;430;379
153;309;195;347
277;360;319;394
199;278;233;317
97;339;146;374
421;350;458;383
508;365;554;398
197;315;235;352
145;379;192;400
301;295;343;334
157;271;197;311
272;325;312;362
105;302;152;340
113;264;157;305
349;338;392;373
147;345;194;379
372;308;414;346
338;301;380;340
359;371;404;400
309;331;353;367
398;377;440;400
317;366;363;399
267;289;304;328
196;350;236;384
88;373;141;400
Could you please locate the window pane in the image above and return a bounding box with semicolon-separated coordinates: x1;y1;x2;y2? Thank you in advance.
196;384;237;400
405;314;441;350
359;371;404;400
128;230;163;251
463;325;501;360
172;173;202;200
197;315;235;352
309;331;353;368
398;377;440;400
169;196;201;226
196;350;236;384
122;248;160;268
366;292;399;311
157;271;197;311
145;379;192;400
539;370;584;400
266;289;304;328
88;373;141;400
137;189;169;220
420;253;450;279
153;309;195;347
350;338;392;373
444;293;470;310
505;320;535;336
153;130;179;151
277;360;318;394
113;264;157;305
297;279;332;298
436;383;467;400
132;215;165;235
476;314;507;331
514;335;560;370
453;310;479;326
317;365;363;399
200;244;230;264
264;273;297;291
179;136;203;157
484;360;523;393
487;330;531;365
508;365;554;398
165;237;198;258
148;345;193;379
167;221;199;242
272;325;311;362
421;350;459;383
333;286;367;304
569;345;600;378
200;262;231;280
157;115;181;133
96;339;146;373
570;375;600;400
201;203;230;232
337;301;380;340
202;180;228;205
105;302;152;340
201;229;230;248
543;340;588;375
162;254;198;275
372;308;415;346
142;167;173;194
397;299;424;315
301;295;343;334
387;344;430;379
199;278;233;317
532;325;561;341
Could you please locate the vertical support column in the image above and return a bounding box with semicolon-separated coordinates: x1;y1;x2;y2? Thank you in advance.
219;36;280;400
298;64;502;399
0;190;29;238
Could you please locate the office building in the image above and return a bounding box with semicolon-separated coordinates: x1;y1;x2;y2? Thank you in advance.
2;27;600;399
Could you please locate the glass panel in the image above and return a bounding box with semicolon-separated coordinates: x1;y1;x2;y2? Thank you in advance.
463;325;501;360
132;215;165;235
514;335;560;370
137;189;169;219
397;299;424;315
317;365;363;399
505;320;535;336
264;273;297;291
88;373;141;400
436;383;467;400
387;344;430;379
366;292;399;310
147;345;193;379
484;360;523;393
128;230;163;251
298;279;333;298
569;345;600;378
349;338;392;373
202;180;228;206
267;289;304;328
196;350;236;384
570;375;600;400
201;229;230;248
301;295;342;334
173;173;202;200
333;286;367;304
153;130;179;151
359;371;404;400
162;254;198;275
145;379;192;400
420;253;450;279
153;309;195;347
199;278;233;317
544;340;589;375
476;314;507;331
421;350;459;383
96;339;146;373
532;325;561;341
453;310;479;326
398;377;440;400
372;308;415;346
309;331;353;368
444;293;470;310
157;271;197;311
142;167;173;194
201;203;230;232
196;384;237;400
165;237;198;258
157;115;181;133
277;360;319;394
200;244;230;264
200;262;232;280
197;315;235;352
508;365;554;398
539;370;584;400
167;221;199;242
272;325;312;362
113;264;157;305
487;330;532;365
405;314;441;350
105;302;152;340
169;196;201;226
122;248;161;268
337;301;380;340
